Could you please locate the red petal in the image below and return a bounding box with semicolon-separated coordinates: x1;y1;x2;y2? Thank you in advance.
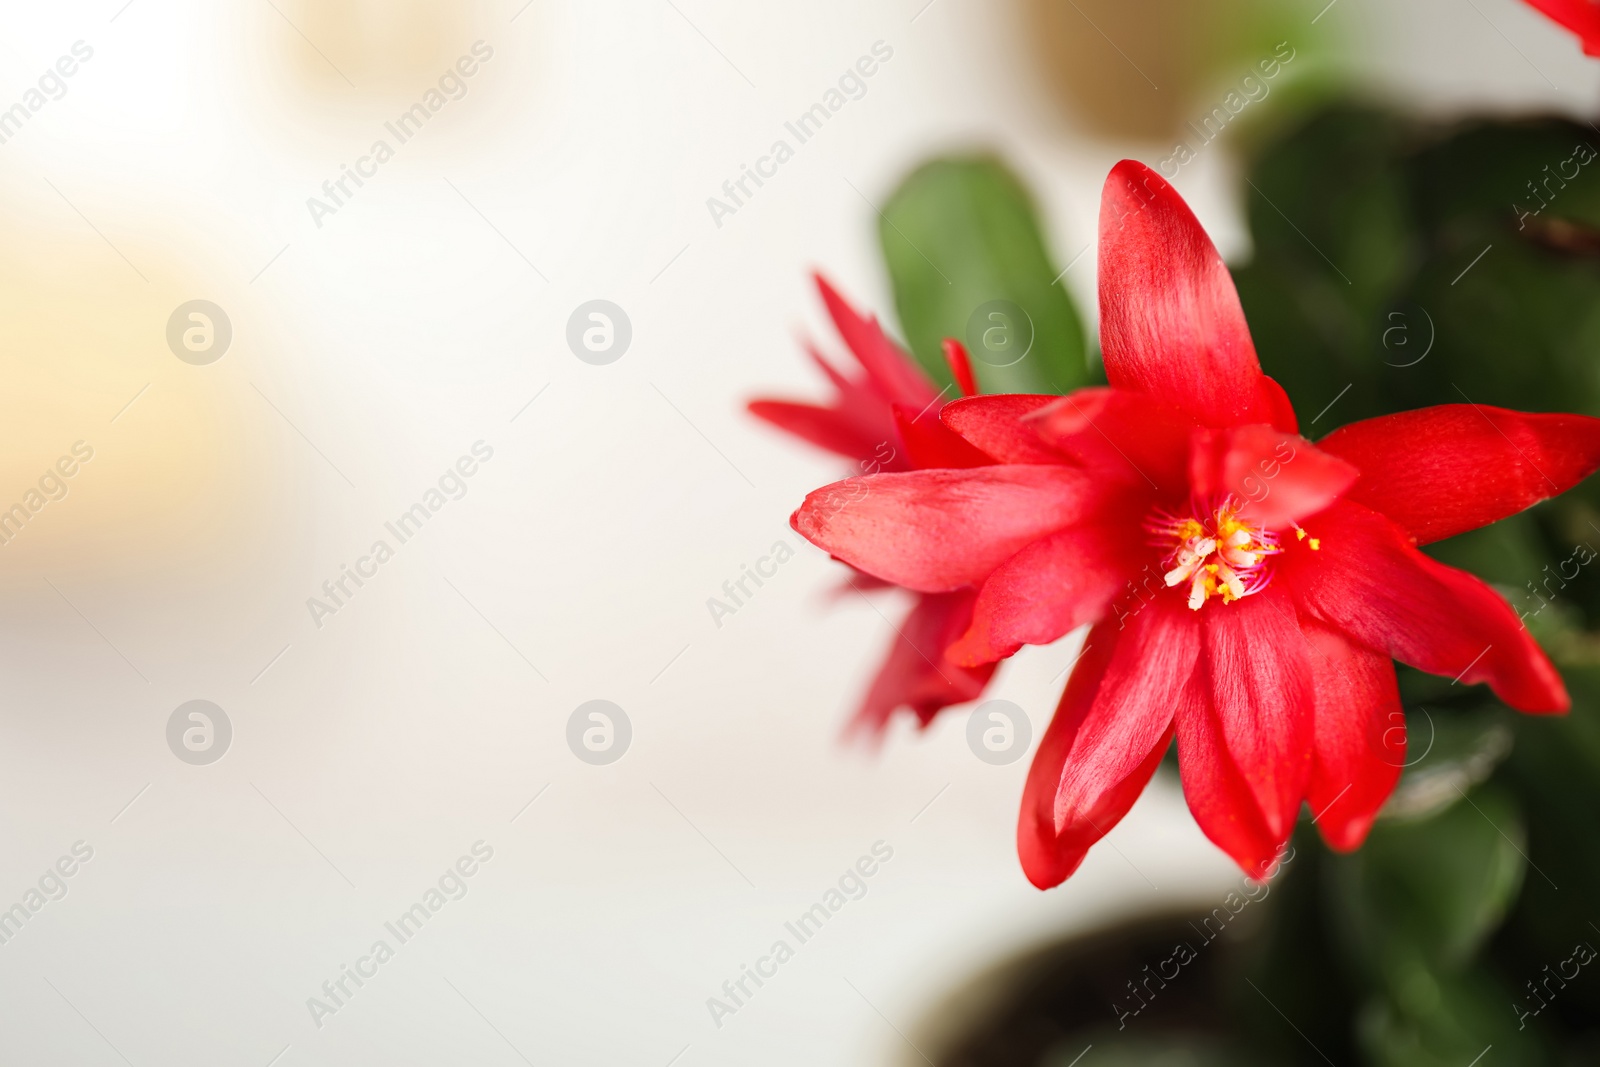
1283;502;1569;713
1026;387;1195;491
943;338;979;399
1527;0;1600;55
747;399;884;461
1259;375;1300;435
1018;604;1194;889
850;590;996;735
791;466;1103;593
1176;586;1313;878
1316;404;1600;545
949;524;1143;666
1302;620;1404;852
802;338;858;396
831;569;893;596
814;273;938;411
891;404;993;470
1098;161;1287;429
941;394;1067;464
748;335;908;469
1188;424;1358;530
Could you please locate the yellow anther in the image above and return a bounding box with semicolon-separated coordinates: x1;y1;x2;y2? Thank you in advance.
1151;500;1282;612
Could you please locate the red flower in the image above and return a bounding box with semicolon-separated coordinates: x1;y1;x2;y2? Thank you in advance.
750;274;994;734
791;161;1600;886
1527;0;1600;55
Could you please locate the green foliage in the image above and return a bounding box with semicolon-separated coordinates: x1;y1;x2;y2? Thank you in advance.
886;105;1600;1066
877;156;1090;396
1331;786;1526;979
1357;967;1549;1067
1234;107;1600;429
983;102;1600;1063
1225;102;1600;1064
1378;706;1513;823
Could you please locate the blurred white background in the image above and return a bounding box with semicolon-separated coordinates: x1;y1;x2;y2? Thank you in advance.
0;0;1593;1063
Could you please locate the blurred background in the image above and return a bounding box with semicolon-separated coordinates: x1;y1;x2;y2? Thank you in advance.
0;0;1597;1064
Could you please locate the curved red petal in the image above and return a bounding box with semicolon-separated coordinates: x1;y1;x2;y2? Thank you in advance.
1018;605;1194;889
1283;501;1569;713
814;273;938;411
891;404;993;470
1258;374;1300;435
949;523;1143;666
1188;424;1358;530
750;331;910;469
849;590;996;736
1176;586;1314;878
1302;620;1404;852
940;394;1067;464
791;467;1103;593
943;338;979;398
1317;404;1600;545
1026;387;1195;491
1527;0;1600;54
1098;160;1281;428
799;337;858;396
747;399;884;461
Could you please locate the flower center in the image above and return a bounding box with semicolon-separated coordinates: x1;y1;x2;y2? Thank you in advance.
1149;501;1280;611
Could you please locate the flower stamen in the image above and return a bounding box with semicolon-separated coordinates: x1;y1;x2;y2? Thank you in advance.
1149;501;1280;611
